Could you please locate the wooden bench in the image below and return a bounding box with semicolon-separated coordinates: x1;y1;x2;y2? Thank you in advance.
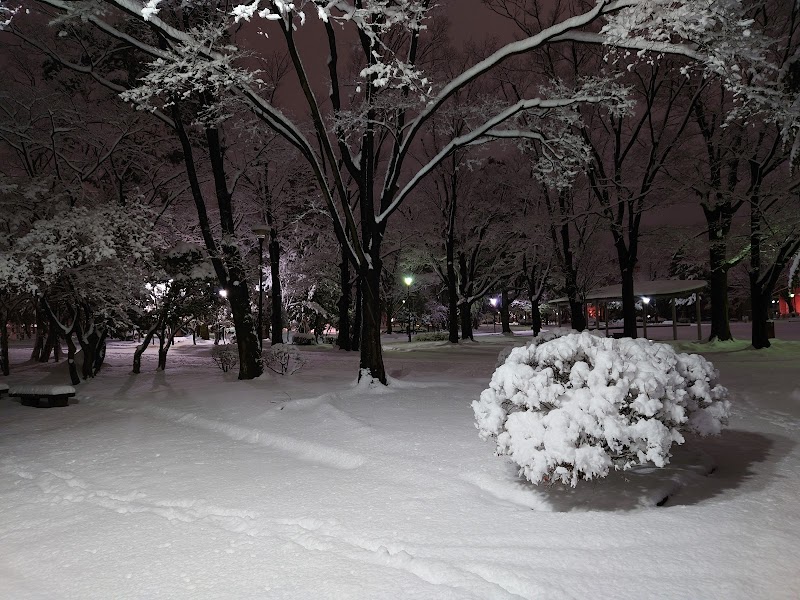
9;385;76;408
0;383;8;398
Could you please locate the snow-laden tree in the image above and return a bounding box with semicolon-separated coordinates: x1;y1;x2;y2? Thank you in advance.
5;0;790;383
130;242;217;373
682;0;800;345
10;203;156;383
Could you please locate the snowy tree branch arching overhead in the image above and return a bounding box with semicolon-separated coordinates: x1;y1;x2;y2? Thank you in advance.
8;0;796;382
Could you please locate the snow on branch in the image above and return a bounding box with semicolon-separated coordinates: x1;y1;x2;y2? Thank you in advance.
379;84;628;224
231;1;431;92
0;2;19;30
120;24;256;124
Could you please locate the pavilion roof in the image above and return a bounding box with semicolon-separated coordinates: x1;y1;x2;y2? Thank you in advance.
550;280;707;304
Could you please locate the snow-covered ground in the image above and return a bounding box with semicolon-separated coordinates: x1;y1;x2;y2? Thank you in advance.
1;323;799;599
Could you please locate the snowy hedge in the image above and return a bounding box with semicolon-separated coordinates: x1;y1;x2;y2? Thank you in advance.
473;332;730;487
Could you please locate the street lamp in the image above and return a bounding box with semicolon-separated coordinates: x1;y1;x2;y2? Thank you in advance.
217;288;228;343
489;297;498;333
403;275;413;342
642;296;651;339
252;225;269;351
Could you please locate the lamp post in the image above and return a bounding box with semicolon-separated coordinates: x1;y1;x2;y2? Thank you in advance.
217;289;228;343
403;276;413;342
489;297;498;333
642;296;650;339
252;226;269;351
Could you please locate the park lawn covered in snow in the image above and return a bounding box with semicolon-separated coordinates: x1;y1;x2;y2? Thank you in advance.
1;331;798;599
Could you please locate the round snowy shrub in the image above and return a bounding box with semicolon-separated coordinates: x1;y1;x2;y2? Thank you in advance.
473;332;730;487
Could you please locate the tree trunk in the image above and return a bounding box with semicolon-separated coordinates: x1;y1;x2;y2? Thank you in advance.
358;263;386;384
445;193;459;344
226;275;263;379
268;236;283;345
157;336;168;371
336;249;351;350
64;333;80;386
531;296;542;337
620;267;638;338
750;286;771;349
133;323;158;374
568;298;586;332
708;239;733;341
31;300;45;362
40;322;58;363
563;272;586;332
446;264;459;343
351;274;362;352
460;301;473;340
0;307;9;376
500;288;511;334
78;320;102;380
93;329;107;376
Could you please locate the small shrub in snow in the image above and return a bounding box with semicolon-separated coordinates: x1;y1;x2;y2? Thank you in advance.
473;332;730;487
413;331;450;342
211;343;238;373
263;343;305;375
291;332;316;345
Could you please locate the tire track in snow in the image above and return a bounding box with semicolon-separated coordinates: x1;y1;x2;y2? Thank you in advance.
93;400;367;470
2;462;260;528
3;464;525;599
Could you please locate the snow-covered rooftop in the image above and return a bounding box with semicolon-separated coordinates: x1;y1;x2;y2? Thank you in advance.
552;279;707;303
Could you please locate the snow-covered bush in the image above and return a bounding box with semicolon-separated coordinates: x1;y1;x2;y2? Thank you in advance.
414;332;450;342
263;343;305;375
211;343;238;373
473;332;730;487
291;332;316;346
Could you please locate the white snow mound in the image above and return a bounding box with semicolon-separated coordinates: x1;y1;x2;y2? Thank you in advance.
473;332;731;487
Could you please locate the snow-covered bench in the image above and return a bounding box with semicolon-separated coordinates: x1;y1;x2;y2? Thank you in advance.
0;383;8;397
9;385;76;408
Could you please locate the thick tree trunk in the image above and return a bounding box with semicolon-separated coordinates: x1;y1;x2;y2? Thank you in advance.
563;274;586;332
568;299;586;332
458;253;474;340
226;274;263;380
336;250;351;350
500;288;512;334
446;268;459;343
750;286;771;349
708;240;733;341
620;267;638;338
358;263;386;384
460;301;474;340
